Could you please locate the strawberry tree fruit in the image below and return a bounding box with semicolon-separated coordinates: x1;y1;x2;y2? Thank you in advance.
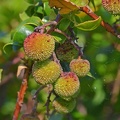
24;32;55;61
56;40;79;62
70;57;90;77
32;59;61;85
102;0;120;15
52;97;76;114
54;72;80;100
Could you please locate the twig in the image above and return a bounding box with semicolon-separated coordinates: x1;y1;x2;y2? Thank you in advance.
13;68;30;120
52;52;63;75
32;85;46;100
47;14;62;34
44;90;53;117
80;6;120;38
68;27;83;57
54;28;70;40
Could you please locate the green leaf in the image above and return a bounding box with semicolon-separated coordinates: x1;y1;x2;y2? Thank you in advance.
19;16;42;26
0;69;3;83
87;72;95;79
3;43;21;54
75;16;102;31
52;32;66;43
12;24;35;46
25;5;35;17
24;0;41;4
59;18;71;31
70;0;89;6
3;43;13;54
11;16;42;46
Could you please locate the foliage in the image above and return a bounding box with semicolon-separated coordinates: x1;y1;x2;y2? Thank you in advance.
1;0;120;120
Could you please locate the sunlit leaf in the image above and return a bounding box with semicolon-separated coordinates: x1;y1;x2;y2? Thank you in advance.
75;16;102;31
48;0;79;14
70;0;89;6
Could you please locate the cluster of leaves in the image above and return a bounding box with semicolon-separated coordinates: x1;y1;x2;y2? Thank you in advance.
1;0;120;120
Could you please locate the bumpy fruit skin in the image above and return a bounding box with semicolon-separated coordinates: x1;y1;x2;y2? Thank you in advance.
70;57;90;77
102;0;120;15
56;41;78;62
52;97;76;114
24;32;55;61
54;72;80;100
32;60;61;85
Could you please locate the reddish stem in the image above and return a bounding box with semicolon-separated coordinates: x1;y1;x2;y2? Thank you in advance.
80;6;120;38
12;68;30;120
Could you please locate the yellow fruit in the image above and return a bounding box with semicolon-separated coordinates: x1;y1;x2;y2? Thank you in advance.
52;97;76;114
56;40;78;62
70;57;90;77
54;72;80;100
102;0;120;15
32;60;61;85
24;32;55;61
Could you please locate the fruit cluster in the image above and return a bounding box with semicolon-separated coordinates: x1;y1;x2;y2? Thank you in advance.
23;32;90;115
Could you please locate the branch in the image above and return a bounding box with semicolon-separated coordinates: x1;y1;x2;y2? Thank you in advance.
13;68;30;120
47;14;62;34
80;6;120;39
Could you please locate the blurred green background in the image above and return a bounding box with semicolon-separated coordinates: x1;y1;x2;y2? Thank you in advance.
1;0;120;120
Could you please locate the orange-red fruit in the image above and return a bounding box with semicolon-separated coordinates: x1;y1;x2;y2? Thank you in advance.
102;0;120;15
24;32;55;61
54;72;80;100
70;57;90;77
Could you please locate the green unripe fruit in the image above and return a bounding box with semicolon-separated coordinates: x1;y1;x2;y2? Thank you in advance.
56;41;78;62
102;0;120;15
20;114;39;120
24;32;55;61
70;57;90;77
52;97;76;114
54;72;80;100
32;60;61;85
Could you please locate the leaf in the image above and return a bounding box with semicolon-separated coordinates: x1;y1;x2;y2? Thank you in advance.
17;65;27;79
48;0;79;14
12;24;35;46
3;43;13;54
52;32;66;43
70;0;89;6
3;43;22;54
75;16;102;31
59;18;71;31
0;69;3;83
11;16;42;47
87;72;95;79
24;0;41;4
